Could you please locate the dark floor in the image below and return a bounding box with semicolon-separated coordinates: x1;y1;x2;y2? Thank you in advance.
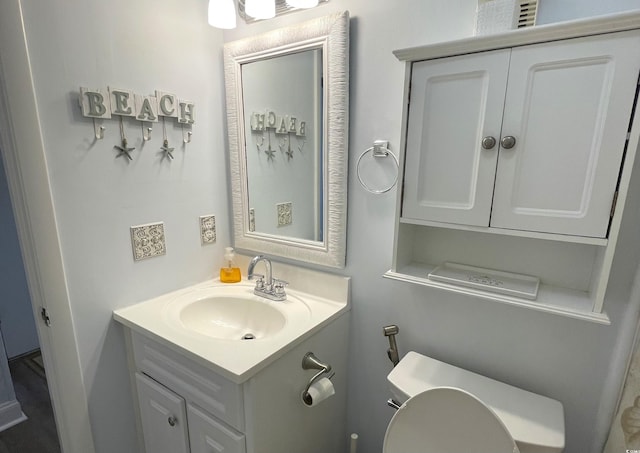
0;352;61;453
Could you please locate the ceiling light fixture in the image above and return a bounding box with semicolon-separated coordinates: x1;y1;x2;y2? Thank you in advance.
245;0;276;19
208;0;326;28
286;0;319;8
208;0;237;29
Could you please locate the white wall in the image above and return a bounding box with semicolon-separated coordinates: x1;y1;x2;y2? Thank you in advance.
4;1;640;453
0;151;39;358
11;1;229;452
225;2;640;453
536;0;640;24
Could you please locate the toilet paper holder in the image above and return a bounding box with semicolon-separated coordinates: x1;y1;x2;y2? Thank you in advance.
301;352;335;405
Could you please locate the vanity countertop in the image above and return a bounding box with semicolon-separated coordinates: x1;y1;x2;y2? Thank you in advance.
113;266;350;384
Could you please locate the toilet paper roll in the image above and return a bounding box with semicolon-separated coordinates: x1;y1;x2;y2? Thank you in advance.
303;377;335;407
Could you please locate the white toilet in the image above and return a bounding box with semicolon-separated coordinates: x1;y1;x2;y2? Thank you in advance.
383;351;565;453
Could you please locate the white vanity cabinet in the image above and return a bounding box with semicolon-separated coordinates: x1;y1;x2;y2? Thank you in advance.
135;372;246;453
136;373;203;453
403;31;640;238
132;334;247;453
388;12;640;323
122;311;349;453
188;404;246;453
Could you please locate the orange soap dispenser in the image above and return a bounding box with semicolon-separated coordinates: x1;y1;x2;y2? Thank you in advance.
220;247;241;283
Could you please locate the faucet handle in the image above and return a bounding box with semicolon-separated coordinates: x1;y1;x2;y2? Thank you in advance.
250;274;265;289
273;279;288;296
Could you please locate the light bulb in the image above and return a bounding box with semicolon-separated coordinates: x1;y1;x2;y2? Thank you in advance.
208;0;237;29
287;0;318;8
245;0;276;19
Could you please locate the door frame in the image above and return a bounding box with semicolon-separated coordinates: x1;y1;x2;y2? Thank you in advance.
0;1;95;452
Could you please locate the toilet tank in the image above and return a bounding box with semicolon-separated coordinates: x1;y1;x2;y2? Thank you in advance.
387;351;564;453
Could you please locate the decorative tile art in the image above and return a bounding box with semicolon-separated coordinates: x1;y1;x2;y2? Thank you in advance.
277;202;292;227
130;222;166;261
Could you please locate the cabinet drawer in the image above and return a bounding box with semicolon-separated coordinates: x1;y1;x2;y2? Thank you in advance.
132;332;245;431
188;404;246;453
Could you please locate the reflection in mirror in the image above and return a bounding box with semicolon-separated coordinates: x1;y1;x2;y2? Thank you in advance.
242;49;323;242
224;11;349;268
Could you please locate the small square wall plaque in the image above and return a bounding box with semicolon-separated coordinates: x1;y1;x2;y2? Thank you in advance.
277;202;292;227
130;222;166;261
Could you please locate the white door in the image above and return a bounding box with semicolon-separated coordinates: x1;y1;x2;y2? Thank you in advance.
135;372;190;453
491;31;640;237
187;404;246;453
402;49;510;226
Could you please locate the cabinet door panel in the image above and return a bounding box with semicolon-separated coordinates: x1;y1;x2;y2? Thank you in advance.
135;372;189;453
491;31;640;237
188;404;246;453
402;49;510;226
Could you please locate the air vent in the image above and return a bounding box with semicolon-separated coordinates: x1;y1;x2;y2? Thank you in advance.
475;0;538;35
516;0;538;29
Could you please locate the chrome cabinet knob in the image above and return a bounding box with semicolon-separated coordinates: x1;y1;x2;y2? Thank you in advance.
167;416;177;427
501;135;516;149
481;136;496;150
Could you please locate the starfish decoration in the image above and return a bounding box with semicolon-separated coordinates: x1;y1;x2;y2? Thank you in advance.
161;139;175;160
264;147;276;161
264;130;276;161
115;138;135;160
285;137;294;161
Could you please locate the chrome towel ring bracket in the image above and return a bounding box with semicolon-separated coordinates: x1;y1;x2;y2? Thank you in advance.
356;140;399;194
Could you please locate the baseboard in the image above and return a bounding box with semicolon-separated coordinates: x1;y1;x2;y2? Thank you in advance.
0;400;27;432
8;348;41;363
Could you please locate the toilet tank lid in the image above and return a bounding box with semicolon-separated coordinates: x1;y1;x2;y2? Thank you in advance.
387;351;565;451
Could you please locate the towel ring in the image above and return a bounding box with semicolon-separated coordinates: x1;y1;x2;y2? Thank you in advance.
356;141;399;194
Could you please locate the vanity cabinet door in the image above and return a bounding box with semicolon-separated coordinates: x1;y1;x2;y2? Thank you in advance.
187;404;246;453
402;49;510;227
491;31;640;237
135;372;190;453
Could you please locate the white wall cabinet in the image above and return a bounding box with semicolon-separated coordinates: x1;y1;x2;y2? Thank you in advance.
388;13;640;323
403;31;640;238
403;49;511;228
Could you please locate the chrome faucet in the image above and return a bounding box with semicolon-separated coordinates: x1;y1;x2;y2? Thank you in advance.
247;255;288;301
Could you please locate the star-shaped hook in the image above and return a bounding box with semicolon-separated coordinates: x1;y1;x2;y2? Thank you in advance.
115;138;135;160
265;147;276;161
283;135;294;161
161;139;175;160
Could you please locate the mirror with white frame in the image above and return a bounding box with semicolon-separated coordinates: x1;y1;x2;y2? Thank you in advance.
224;11;349;268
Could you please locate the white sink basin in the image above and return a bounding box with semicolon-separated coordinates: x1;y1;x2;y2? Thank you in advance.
178;296;287;340
113;272;349;382
163;284;312;341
